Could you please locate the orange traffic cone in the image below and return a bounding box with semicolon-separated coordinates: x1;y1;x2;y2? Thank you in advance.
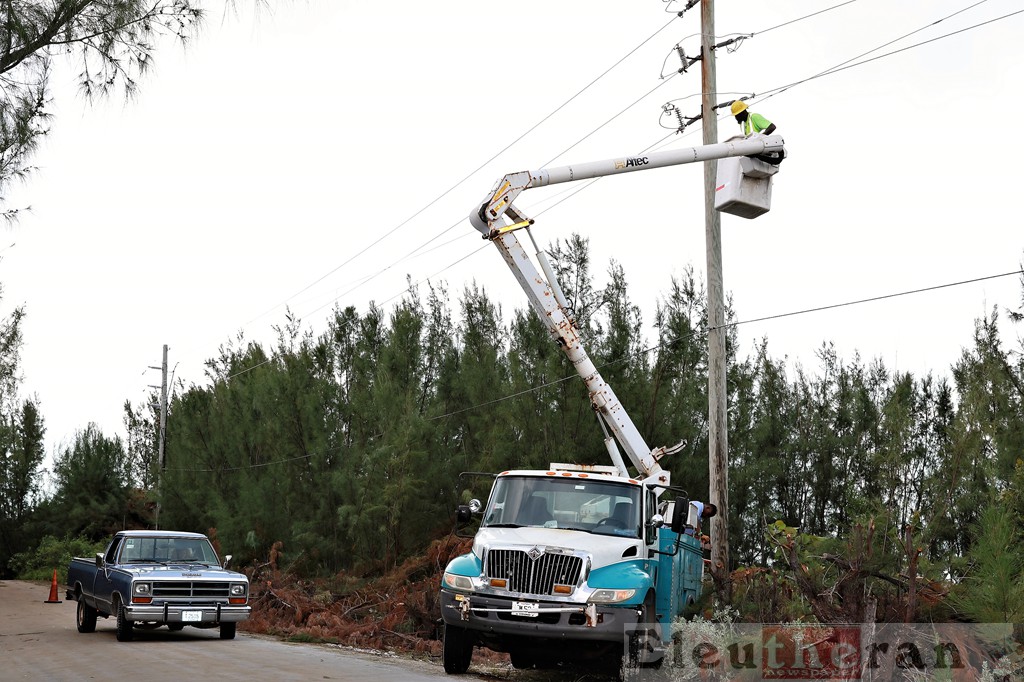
44;568;62;604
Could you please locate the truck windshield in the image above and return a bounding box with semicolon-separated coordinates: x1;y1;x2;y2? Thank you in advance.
482;475;642;538
119;537;220;565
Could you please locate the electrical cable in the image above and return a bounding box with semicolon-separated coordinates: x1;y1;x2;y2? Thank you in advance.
161;2;1024;397
753;2;1010;104
242;14;684;331
181;264;1024;473
420;268;1024;424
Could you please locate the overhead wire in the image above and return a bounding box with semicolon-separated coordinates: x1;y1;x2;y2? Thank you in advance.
186;2;1023;387
157;13;690;386
422;268;1024;424
296;0;1024;343
170;267;1024;472
743;0;1004;105
242;12;685;332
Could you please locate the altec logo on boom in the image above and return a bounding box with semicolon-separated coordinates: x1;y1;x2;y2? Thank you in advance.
615;157;649;169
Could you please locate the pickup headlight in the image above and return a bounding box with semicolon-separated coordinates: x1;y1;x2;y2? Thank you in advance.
132;582;153;604
588;588;636;604
442;572;474;591
229;583;248;604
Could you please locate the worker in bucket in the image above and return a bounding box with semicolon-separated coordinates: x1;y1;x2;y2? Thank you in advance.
731;100;783;164
731;100;776;136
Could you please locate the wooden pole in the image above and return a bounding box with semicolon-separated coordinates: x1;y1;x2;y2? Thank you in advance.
701;0;730;598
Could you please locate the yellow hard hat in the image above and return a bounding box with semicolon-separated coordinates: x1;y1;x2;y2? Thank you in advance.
730;100;748;116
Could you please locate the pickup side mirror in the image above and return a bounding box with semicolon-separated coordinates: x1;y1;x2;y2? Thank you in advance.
223;554;232;569
95;553;104;568
670;499;688;534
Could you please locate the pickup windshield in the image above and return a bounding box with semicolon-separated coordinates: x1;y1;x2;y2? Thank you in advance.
482;475;642;538
119;537;220;565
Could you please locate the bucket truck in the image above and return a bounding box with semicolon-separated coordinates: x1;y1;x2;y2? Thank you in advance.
439;135;785;674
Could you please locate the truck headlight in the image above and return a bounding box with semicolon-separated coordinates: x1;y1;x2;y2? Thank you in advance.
132;582;153;604
588;589;636;604
442;572;474;591
229;583;248;604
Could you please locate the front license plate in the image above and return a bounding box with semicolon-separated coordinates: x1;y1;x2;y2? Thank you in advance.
511;601;539;618
182;610;203;622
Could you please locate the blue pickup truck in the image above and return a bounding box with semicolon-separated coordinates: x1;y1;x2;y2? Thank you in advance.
66;530;251;641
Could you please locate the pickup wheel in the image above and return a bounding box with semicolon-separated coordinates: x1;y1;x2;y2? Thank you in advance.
115;602;134;642
219;622;237;640
76;597;97;633
442;623;473;674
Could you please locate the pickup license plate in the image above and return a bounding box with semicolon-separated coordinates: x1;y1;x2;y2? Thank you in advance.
182;610;203;622
511;601;539;618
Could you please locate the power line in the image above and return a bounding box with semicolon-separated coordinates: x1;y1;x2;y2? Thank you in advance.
422;268;1024;423
161;2;1023;393
712;270;1024;332
176;267;1024;472
756;2;1013;102
312;0;1024;335
242;14;685;331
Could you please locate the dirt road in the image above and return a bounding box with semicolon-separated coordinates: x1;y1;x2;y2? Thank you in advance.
0;580;492;681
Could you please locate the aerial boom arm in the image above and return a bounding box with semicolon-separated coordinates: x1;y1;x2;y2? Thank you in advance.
468;137;785;485
471;135;784;235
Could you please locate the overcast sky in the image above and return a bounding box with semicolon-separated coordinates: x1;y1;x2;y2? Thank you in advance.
2;0;1022;464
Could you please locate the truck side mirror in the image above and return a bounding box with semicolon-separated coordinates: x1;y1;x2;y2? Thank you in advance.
670;499;688;534
95;553;104;568
456;498;482;524
223;554;233;568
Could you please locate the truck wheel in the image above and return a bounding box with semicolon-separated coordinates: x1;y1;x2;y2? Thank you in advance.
621;595;662;679
116;603;134;642
509;650;534;670
219;622;237;640
442;623;473;674
76;598;97;633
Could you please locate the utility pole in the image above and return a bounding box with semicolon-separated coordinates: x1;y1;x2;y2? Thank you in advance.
701;0;731;598
150;344;168;530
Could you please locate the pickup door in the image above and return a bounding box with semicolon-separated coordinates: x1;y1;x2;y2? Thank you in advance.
91;535;125;615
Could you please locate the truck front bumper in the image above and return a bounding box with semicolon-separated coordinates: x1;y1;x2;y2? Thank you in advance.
123;603;251;624
440;589;638;643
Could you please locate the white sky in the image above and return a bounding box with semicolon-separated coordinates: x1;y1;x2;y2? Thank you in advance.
2;0;1023;462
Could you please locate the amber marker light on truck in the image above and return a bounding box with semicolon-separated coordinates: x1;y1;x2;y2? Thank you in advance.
489;578;507;588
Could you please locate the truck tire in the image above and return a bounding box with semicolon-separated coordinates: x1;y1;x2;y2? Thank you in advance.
115;602;134;642
442;623;473;674
621;594;662;679
509;650;534;669
219;622;237;640
76;597;97;633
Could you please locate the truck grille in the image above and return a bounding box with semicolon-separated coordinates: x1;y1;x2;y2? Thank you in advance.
485;549;583;595
151;581;231;599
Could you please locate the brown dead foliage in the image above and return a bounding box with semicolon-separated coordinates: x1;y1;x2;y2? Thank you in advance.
240;535;496;659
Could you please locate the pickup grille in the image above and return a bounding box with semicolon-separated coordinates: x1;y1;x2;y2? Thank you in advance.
485;549;583;595
151;581;231;599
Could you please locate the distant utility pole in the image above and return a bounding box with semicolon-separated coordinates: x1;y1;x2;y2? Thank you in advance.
701;0;731;598
149;345;169;529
